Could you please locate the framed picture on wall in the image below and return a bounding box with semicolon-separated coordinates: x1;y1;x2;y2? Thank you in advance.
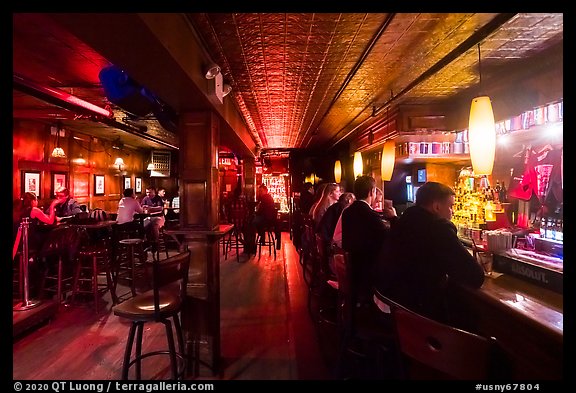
22;170;41;198
123;176;131;190
135;177;142;193
51;172;68;197
94;174;105;196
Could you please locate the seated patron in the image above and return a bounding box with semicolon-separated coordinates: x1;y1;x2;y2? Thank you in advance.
375;181;485;324
317;192;355;245
299;182;315;215
53;187;83;219
13;192;63;258
341;175;391;305
141;186;165;243
116;188;143;225
251;184;279;248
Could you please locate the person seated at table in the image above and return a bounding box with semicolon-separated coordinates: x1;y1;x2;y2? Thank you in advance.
250;184;279;247
116;188;144;225
141;186;165;244
13;192;64;296
157;187;167;205
171;188;180;214
53;186;82;220
13;192;63;258
374;181;485;324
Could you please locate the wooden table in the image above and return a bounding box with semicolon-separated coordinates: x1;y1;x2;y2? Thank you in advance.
163;224;234;376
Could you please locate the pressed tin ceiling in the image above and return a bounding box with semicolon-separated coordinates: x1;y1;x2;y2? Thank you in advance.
187;12;563;151
13;13;563;155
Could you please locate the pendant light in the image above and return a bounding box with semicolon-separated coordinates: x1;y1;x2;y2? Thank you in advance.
380;139;395;181
353;151;363;178
51;124;66;158
468;43;496;175
334;160;342;183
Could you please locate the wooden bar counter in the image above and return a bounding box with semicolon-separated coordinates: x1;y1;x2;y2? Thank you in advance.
448;268;563;379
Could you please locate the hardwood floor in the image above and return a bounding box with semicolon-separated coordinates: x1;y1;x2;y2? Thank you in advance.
12;233;336;380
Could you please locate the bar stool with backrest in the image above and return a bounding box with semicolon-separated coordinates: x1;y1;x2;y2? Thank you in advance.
331;250;397;379
112;249;192;380
374;288;501;380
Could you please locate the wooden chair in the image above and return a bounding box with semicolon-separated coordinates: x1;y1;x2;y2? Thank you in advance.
390;297;498;379
112;249;192;380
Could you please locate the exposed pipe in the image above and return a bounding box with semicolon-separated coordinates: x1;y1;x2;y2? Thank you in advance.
13;73;178;150
327;13;518;150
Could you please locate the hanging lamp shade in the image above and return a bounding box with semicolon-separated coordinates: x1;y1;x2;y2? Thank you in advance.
380;140;395;181
468;96;496;175
51;147;66;158
334;160;342;183
51;125;66;158
353;151;363;178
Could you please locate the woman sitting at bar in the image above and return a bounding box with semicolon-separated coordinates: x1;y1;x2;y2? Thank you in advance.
13;192;63;255
311;182;342;230
13;192;64;296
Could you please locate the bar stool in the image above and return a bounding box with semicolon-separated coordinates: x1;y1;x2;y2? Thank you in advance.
113;250;191;380
116;238;147;301
39;226;89;307
256;226;276;258
71;237;117;311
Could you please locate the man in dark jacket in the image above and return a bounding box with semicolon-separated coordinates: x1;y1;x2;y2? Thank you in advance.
342;175;390;305
375;181;485;323
252;184;279;246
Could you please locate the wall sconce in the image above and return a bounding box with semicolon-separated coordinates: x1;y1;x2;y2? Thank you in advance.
204;63;221;79
353;151;363;178
380;140;395;181
468;43;496;175
147;163;155;171
334;160;342;183
51;125;66;158
114;157;125;171
73;153;86;165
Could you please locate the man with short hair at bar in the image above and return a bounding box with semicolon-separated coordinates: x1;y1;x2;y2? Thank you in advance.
375;181;485;324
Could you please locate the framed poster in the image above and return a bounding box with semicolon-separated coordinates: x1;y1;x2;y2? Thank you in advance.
135;177;142;193
94;174;105;196
123;176;131;190
52;172;68;197
22;171;41;198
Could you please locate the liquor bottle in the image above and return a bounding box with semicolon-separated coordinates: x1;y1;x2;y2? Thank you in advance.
539;217;547;238
555;219;563;242
494;181;501;203
546;218;556;240
499;181;508;203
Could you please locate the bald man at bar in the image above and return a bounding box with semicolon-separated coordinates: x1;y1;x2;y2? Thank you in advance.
375;181;485;324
